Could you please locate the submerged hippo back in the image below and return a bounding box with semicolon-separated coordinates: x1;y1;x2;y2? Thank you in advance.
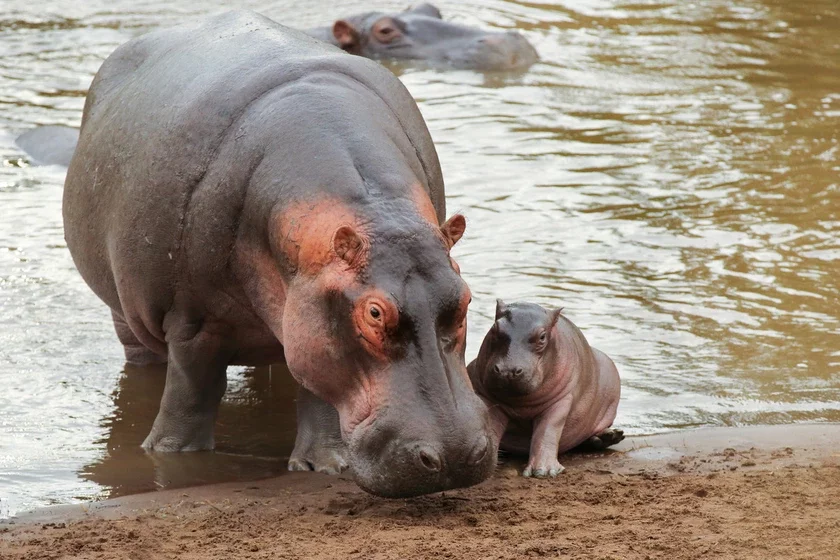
63;10;444;332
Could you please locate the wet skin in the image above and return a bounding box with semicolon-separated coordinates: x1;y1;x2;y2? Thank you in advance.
63;10;496;498
306;3;538;71
468;301;622;478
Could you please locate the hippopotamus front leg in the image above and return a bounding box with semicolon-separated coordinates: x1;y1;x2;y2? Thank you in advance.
522;394;574;478
288;387;349;475
141;316;231;452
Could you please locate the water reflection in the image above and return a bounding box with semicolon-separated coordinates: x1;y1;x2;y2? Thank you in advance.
80;363;298;498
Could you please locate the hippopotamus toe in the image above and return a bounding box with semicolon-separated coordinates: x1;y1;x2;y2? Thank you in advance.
288;450;349;475
523;460;565;478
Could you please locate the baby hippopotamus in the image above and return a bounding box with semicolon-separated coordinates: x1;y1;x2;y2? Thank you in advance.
468;300;623;478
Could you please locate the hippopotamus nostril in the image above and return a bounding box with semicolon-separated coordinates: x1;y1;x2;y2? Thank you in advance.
466;435;490;466
512;367;524;377
492;363;502;375
417;446;443;473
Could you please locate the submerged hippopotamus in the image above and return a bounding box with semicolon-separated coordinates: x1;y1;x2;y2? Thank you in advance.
469;301;623;477
306;3;538;71
63;10;496;498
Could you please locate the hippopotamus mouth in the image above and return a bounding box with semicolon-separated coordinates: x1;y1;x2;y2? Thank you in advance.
306;3;539;71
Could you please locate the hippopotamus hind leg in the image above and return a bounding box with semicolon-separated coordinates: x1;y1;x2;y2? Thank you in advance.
288;387;348;475
575;428;625;451
142;315;231;452
112;310;167;366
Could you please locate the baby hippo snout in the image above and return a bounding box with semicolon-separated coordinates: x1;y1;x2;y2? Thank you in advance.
486;360;539;397
493;363;524;378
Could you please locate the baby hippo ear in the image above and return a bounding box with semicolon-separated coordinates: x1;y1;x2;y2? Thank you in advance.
549;307;564;327
332;225;368;268
495;299;507;320
333;20;362;54
440;214;466;249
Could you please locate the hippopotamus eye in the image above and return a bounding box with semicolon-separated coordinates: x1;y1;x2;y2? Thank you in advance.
372;18;403;43
539;331;547;343
370;305;382;320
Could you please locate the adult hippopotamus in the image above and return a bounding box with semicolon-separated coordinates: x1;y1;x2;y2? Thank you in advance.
468;301;623;478
63;10;496;498
306;3;538;71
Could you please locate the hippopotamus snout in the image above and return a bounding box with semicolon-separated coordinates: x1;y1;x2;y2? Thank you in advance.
348;389;497;498
348;354;499;498
470;32;539;70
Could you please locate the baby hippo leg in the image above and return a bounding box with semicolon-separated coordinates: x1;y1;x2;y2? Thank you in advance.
523;394;573;478
577;428;625;451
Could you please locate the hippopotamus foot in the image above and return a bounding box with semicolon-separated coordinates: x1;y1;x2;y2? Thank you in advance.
522;458;565;478
579;428;625;451
141;316;230;452
112;310;167;366
288;387;348;475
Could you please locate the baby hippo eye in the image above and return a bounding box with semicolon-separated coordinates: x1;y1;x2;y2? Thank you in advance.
370;305;382;320
539;331;547;343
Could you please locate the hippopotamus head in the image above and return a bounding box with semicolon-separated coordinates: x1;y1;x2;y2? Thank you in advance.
276;204;496;497
308;3;538;71
474;300;563;401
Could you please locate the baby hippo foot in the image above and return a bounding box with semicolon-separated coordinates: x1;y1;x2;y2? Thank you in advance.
522;457;565;478
580;428;626;451
288;386;349;475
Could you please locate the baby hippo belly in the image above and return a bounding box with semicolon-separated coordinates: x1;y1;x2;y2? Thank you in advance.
556;348;621;453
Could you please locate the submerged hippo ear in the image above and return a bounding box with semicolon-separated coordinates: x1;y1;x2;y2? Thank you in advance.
408;3;443;19
440;214;466;249
333;20;362;54
332;225;367;268
495;299;507;321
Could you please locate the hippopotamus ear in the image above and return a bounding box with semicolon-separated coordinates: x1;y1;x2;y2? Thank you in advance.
549;307;564;327
407;3;443;19
332;225;368;268
495;299;507;320
440;214;466;249
332;20;362;54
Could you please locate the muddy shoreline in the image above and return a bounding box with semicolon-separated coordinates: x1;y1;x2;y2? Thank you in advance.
2;424;838;559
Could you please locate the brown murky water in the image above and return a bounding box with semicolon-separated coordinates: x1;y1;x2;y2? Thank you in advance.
0;0;838;518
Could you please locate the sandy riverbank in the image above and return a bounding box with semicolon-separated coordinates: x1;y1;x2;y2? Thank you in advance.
2;424;838;559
